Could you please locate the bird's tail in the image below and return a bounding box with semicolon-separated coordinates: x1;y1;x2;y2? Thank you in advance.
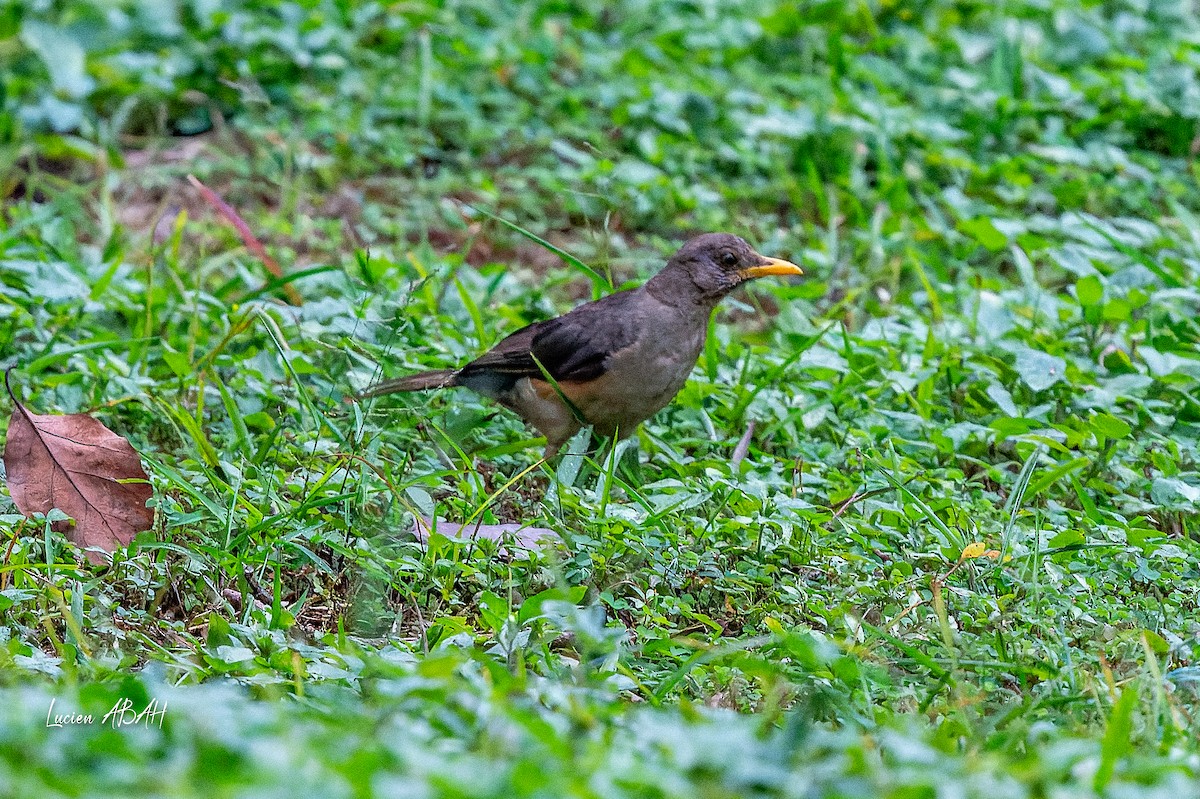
357;369;459;398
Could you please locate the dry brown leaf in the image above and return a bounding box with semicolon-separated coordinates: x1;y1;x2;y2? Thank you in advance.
3;377;153;564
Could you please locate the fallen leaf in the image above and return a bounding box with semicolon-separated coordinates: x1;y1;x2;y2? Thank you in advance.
413;516;559;555
730;420;756;470
3;375;153;564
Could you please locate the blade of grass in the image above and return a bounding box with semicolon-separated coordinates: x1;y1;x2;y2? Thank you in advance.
1000;443;1042;560
464;204;611;291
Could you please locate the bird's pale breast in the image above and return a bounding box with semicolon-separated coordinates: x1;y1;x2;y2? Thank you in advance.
562;316;707;437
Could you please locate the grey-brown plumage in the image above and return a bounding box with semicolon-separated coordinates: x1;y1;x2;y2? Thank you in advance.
359;233;802;457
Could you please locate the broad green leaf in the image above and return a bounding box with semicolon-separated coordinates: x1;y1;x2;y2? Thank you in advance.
1150;477;1200;506
1091;413;1131;440
1048;529;1085;548
20;21;94;98
987;382;1019;417
1075;274;1103;306
958;217;1008;251
1014;347;1067;392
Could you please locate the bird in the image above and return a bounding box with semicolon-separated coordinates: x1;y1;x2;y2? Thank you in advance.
359;233;802;457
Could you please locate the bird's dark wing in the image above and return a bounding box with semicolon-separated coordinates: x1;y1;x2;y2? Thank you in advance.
457;289;642;392
459;323;541;376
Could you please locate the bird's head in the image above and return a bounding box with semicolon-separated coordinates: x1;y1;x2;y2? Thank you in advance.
651;233;803;305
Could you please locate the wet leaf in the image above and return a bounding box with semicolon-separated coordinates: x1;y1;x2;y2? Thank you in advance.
1014;347;1067;392
1150;477;1200;507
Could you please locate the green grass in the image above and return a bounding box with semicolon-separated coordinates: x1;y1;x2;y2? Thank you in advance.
3;0;1200;794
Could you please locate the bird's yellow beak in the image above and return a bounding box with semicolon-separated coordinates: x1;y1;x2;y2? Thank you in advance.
737;254;803;281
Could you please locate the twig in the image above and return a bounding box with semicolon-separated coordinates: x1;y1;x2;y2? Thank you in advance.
186;174;302;305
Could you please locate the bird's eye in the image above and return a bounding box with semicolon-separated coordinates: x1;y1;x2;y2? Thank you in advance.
719;251;738;268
